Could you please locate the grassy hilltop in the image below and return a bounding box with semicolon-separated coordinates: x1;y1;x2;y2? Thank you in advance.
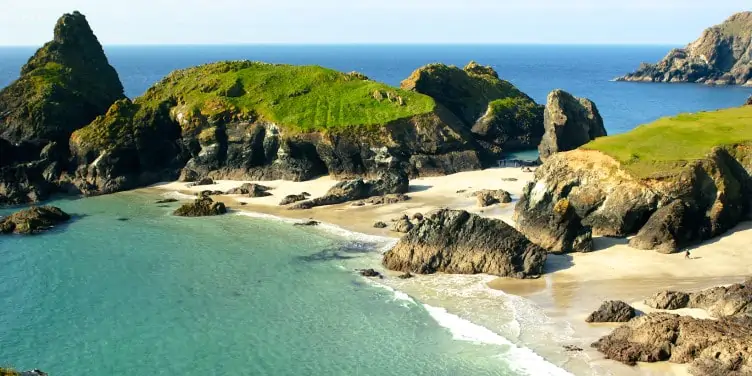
584;105;752;178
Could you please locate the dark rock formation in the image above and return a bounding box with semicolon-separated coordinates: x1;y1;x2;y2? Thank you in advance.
373;221;388;229
359;269;382;278
398;272;414;279
191;178;215;186
391;218;414;233
617;12;752;86
226;183;271;197
586;301;637;323
279;194;308;206
290;169;408;209
401;61;544;159
514;144;752;253
538;90;606;162
592;313;752;374
0;206;71;234
364;193;410;205
155;198;178;204
294;220;320;226
0;12;125;205
645;280;752;318
382;209;547;278
173;196;227;217
474;189;512;207
412;212;424;221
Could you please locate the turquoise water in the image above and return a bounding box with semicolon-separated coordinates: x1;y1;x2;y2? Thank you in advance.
0;192;569;375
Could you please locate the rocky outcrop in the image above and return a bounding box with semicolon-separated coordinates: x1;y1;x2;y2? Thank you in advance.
173;196;227;217
592;313;752;374
225;183;272;197
645;279;752;318
0;206;71;234
402;61;544;159
586;301;636;323
0;12;124;205
474;189;512;207
290;169;408;209
382;209;547;278
746;95;752;105
0;368;47;376
538;90;606;161
279;193;308;206
514;144;752;253
617;12;752;86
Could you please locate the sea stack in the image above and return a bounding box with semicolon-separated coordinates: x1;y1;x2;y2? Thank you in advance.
538;89;606;162
617;12;752;86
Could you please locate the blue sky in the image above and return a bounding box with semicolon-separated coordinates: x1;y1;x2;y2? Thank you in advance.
0;0;749;45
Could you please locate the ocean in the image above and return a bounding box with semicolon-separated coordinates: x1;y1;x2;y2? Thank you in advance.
1;45;751;376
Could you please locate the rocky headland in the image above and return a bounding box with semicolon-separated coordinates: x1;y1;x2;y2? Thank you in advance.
617;12;752;86
0;206;71;234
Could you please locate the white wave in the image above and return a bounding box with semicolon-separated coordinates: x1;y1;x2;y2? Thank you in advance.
234;211;299;224
161;191;196;200
368;280;417;305
423;303;574;376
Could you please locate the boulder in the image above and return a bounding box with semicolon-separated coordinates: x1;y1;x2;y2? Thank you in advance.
746;95;752;106
412;212;424;221
645;291;691;310
592;313;752;374
359;269;382;278
294;220;320;227
474;189;512;207
226;183;272;197
617;12;752;86
364;193;410;205
382;209;547;278
0;206;71;234
628;200;695;253
290;169;409;209
398;272;414;279
173;196;227;217
391;218;414;233
586;301;637;323
373;221;388;229
279;194;308;206
538;90;606;161
155;198;178;204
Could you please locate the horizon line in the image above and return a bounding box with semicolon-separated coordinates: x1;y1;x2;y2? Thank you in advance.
0;42;683;48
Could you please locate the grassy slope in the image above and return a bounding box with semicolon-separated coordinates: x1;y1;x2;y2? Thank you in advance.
140;61;436;133
583;106;752;178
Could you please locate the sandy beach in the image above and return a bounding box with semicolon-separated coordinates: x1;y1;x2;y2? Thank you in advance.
147;167;752;376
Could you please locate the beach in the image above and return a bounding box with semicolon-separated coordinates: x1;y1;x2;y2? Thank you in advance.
148;167;752;376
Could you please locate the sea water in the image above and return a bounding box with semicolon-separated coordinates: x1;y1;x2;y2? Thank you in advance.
2;45;752;375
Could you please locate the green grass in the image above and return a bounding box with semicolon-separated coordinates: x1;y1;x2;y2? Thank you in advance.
583;106;752;178
140;61;436;133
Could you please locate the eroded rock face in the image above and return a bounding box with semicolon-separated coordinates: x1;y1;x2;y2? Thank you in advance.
514;145;752;253
382;209;547;278
645;280;752;318
645;291;691;310
290;169;408;209
226;183;271;197
586;301;636;323
173;196;227;217
617;12;752;86
592;313;752;374
474;189;512;207
538;90;606;161
0;206;71;234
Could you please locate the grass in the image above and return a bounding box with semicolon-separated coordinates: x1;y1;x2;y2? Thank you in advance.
583;106;752;178
140;61;436;133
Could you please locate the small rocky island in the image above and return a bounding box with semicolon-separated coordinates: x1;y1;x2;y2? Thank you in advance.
617;12;752;85
0;206;71;234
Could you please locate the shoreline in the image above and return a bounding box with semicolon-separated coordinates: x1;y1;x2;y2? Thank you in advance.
144;167;752;376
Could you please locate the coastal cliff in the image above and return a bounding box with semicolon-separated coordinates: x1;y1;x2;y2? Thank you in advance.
515;105;752;253
538;89;606;162
617;12;752;86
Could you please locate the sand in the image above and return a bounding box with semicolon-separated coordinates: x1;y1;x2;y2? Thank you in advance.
147;167;752;376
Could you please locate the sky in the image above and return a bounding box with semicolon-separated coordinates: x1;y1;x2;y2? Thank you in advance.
0;0;749;46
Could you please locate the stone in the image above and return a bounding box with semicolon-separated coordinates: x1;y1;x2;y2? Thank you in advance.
617;12;752;86
474;189;512;207
290;169;409;210
383;209;548;278
586;301;637;323
373;221;388;229
391;218;414;233
155;198;178;204
226;183;272;197
411;213;424;221
279;194;308;206
364;193;410;205
563;345;583;352
294;220;320;227
629;200;695;253
645;280;752;318
191;178;215;187
173;196;227;217
0;206;71;234
398;272;414;279
538;89;606;161
645;291;691;310
359;269;382;278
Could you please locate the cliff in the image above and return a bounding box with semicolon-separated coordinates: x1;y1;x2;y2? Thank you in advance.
538;89;606;161
617;12;752;86
515;105;752;253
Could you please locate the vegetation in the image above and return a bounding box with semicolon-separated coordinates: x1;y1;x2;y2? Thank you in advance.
583;106;752;178
138;61;436;133
485;97;543;133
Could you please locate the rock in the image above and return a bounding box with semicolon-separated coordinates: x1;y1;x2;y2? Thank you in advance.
191;178;215;186
617;12;752;86
0;369;48;376
592;313;752;374
351;201;365;207
373;221;388;229
628;200;695;253
746;95;752;105
538;90;606;161
239;202;248;206
391;218;414;233
401;61;544;159
294;220;320;227
474;189;512;207
279;194;308;206
382;209;548;278
116;217;129;221
586;301;637;323
290;169;409;209
364;193;410;205
359;268;382;278
199;190;225;197
0;206;71;234
412;213;424;221
563;345;583;352
173;196;227;217
500;177;518;182
155;198;178;204
645;291;691;310
398;272;414;279
226;183;272;197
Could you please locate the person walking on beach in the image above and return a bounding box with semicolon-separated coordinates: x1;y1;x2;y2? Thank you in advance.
685;250;691;259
